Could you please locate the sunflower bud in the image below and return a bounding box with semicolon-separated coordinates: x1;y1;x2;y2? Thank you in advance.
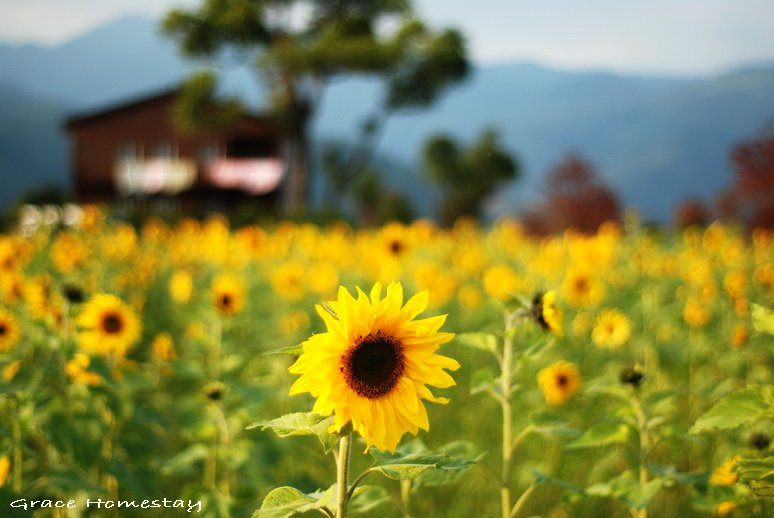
749;432;770;451
620;364;644;387
203;382;225;401
531;290;563;335
62;284;85;304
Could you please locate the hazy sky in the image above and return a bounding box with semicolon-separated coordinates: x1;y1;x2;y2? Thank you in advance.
1;0;774;76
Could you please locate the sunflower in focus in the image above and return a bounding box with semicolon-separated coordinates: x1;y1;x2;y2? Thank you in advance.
538;361;581;405
212;273;246;316
288;282;459;452
592;309;632;349
0;308;20;353
533;290;563;335
76;294;141;357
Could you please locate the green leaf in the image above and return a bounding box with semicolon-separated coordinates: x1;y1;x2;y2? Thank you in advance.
470;368;500;397
736;456;774;497
567;420;631;449
752;303;774;335
648;464;708;487
521;336;555;359
530;469;584;493
455;332;500;359
644;389;679;408
413;441;483;488
32;469;106;494
369;448;476;481
530;412;580;437
586;471;663;509
690;385;774;434
253;486;323;518
160;444;210;475
247;412;339;453
348;486;390;514
262;344;304;357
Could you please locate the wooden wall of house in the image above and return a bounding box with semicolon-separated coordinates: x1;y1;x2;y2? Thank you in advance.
66;93;283;203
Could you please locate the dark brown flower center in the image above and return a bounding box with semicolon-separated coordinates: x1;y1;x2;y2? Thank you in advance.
574;278;589;293
218;293;233;310
342;331;405;399
556;374;568;387
101;313;124;334
389;239;404;255
0;323;7;336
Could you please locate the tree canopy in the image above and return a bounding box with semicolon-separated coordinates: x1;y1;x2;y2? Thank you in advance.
421;128;519;225
163;0;469;210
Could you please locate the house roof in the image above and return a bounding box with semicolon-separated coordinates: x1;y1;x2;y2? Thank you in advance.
64;84;275;130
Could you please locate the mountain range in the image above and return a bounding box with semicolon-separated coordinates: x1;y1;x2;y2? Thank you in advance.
1;15;774;221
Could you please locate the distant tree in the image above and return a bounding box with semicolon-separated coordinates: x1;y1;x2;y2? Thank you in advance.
673;198;711;229
421;128;518;225
719;128;774;229
525;154;620;234
163;0;469;211
320;141;414;225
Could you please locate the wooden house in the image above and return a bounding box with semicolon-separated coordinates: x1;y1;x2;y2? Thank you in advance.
64;87;287;211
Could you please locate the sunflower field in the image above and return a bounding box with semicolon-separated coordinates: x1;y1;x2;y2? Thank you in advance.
0;207;772;518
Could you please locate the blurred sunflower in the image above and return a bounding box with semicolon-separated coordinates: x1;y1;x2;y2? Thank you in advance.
592;309;632;349
169;270;193;303
211;273;246;316
271;262;306;301
288;282;459;452
0;308;20;353
51;232;89;273
683;297;710;328
65;353;102;386
0;455;9;487
482;264;520;301
76;294;141;357
714;502;737;516
151;333;176;361
710;456;740;485
380;223;411;258
538;361;581;405
562;268;605;307
3;360;21;382
533;290;563;335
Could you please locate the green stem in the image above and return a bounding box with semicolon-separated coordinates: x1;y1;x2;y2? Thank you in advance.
336;434;352;518
509;425;533;457
510;484;535;518
205;317;223;492
501;312;515;518
400;479;412;518
212;317;222;381
100;398;118;517
346;469;375;502
635;398;649;518
11;397;22;493
214;404;231;498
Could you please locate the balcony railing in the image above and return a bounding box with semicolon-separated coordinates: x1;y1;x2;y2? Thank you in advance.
115;158;196;196
206;158;285;195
